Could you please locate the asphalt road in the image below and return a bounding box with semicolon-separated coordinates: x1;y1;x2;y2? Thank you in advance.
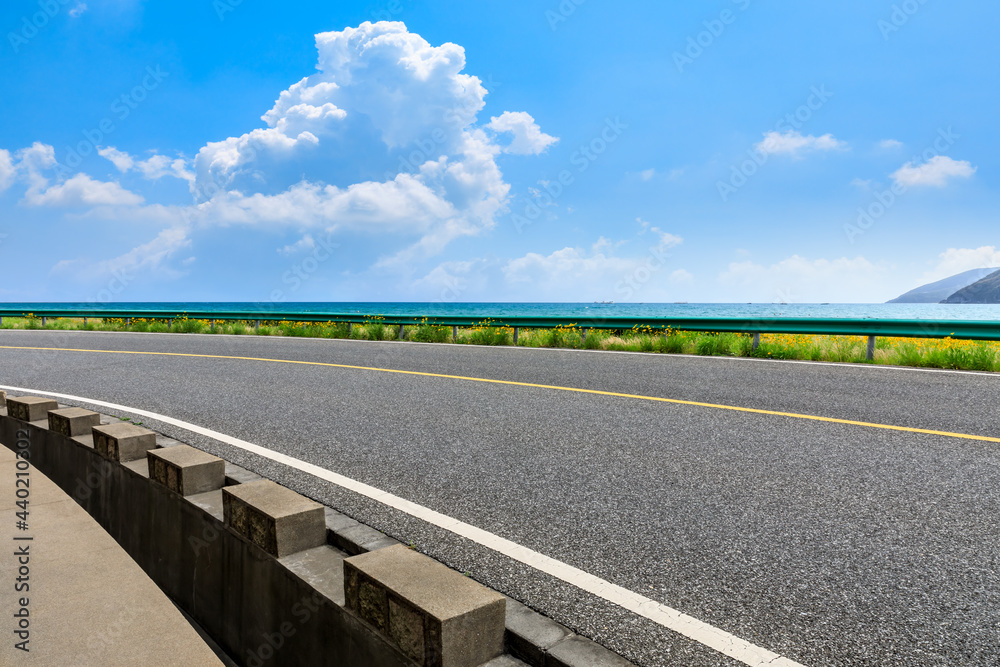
2;329;999;667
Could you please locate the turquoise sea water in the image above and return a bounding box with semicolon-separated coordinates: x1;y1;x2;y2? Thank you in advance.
4;302;1000;321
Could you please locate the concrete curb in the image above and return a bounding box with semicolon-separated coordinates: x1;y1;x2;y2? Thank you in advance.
0;393;636;667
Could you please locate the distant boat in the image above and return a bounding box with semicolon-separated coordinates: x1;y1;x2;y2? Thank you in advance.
594;300;614;304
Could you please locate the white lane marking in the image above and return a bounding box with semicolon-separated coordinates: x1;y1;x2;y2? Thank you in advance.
0;383;805;667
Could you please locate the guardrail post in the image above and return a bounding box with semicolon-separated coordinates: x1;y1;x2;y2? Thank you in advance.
347;322;352;335
581;328;588;342
126;317;131;327
513;327;519;344
168;318;173;331
752;333;761;351
83;317;87;326
452;325;458;342
397;324;404;340
255;320;260;332
210;320;215;331
867;335;876;361
42;316;47;326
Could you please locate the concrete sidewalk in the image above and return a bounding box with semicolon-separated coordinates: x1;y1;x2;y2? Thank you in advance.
0;444;224;666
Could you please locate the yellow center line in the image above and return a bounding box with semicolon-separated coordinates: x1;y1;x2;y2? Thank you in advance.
3;344;998;444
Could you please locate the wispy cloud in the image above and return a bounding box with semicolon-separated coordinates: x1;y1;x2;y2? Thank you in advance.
25;173;143;207
925;246;1000;282
755;130;846;157
891;155;976;188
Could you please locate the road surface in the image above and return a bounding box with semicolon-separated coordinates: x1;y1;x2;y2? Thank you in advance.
2;329;999;666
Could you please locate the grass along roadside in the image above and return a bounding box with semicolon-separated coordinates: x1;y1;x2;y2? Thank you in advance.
2;315;1000;373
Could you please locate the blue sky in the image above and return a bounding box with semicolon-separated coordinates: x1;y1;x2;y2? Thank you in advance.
1;0;997;304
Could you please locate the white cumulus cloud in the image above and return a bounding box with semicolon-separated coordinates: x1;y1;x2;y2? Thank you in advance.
98;146;134;172
278;234;317;255
15;142;57;194
669;269;694;284
755;130;846;157
98;146;195;183
25;173;144;207
486;111;558;155
925;246;1000;282
186;21;550;266
891;155;976;188
0;149;14;192
502;233;683;300
412;257;495;301
52;225;193;294
1;21;557;290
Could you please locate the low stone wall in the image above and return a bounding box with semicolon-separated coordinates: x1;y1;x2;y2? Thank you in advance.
0;394;509;667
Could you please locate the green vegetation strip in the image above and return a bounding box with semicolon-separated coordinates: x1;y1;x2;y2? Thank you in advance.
4;316;1000;373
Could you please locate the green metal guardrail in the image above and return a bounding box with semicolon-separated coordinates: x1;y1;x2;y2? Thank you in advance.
1;308;999;345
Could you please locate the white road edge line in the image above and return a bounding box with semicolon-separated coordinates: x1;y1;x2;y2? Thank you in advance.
0;383;808;667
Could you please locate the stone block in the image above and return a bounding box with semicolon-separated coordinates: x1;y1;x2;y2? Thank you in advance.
147;444;225;496
48;407;101;437
222;480;325;558
6;395;58;422
504;598;572;665
344;544;505;667
224;462;262;486
336;523;399;555
92;422;157;462
545;635;635;667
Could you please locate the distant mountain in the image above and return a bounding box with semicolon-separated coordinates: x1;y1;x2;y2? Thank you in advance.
942;269;1000;304
887;267;1000;303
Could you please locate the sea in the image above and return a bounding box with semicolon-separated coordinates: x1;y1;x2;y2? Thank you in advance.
4;302;1000;321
